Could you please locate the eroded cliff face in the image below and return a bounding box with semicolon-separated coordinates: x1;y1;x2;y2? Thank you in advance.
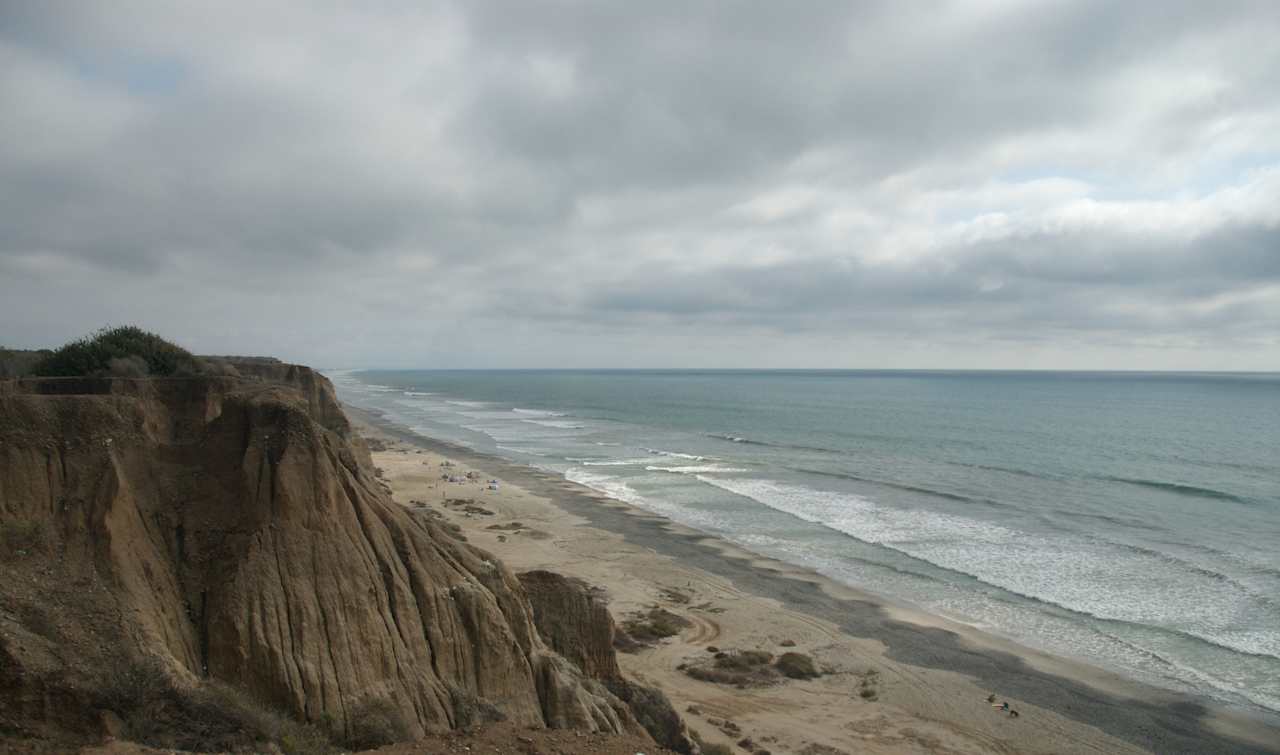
0;366;641;743
519;570;696;754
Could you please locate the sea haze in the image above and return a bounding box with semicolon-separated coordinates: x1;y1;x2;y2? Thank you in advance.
330;369;1280;716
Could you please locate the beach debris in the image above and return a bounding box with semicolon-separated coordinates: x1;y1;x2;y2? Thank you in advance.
779;639;797;647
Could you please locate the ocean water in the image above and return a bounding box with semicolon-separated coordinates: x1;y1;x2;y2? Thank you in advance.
328;369;1280;716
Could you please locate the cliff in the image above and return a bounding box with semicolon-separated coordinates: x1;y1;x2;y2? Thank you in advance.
0;365;650;749
519;570;696;754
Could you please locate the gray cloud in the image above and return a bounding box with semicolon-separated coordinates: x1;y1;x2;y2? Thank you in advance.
2;0;1279;369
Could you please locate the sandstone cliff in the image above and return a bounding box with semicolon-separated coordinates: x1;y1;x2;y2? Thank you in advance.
0;366;647;747
519;570;697;754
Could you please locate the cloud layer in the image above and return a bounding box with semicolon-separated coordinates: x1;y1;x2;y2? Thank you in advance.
3;1;1279;369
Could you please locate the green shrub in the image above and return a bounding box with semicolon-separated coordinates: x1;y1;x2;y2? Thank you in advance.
774;652;819;679
33;326;199;377
714;649;773;671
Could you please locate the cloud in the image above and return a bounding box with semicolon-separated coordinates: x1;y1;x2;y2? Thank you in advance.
1;0;1278;369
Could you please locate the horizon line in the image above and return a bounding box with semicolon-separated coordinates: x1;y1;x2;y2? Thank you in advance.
327;366;1280;375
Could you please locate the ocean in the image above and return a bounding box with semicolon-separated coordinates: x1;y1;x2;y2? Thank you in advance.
328;369;1280;716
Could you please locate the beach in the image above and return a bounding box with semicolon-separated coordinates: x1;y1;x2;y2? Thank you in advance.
349;405;1280;755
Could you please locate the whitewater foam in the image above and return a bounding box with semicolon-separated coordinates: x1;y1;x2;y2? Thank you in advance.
563;468;732;531
513;407;568;417
520;419;586;430
696;476;1280;662
581;458;661;466
563;468;646;506
646;465;749;474
643;447;710;461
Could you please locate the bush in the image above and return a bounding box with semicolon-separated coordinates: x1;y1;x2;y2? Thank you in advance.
0;347;49;377
775;652;819;679
714;650;772;671
622;607;690;643
94;656;334;754
342;697;413;750
107;355;149;377
33;326;199;377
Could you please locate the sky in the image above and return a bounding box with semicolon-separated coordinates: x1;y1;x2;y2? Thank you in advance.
2;1;1279;370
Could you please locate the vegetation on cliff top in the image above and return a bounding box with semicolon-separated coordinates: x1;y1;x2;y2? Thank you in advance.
0;346;50;378
31;326;199;377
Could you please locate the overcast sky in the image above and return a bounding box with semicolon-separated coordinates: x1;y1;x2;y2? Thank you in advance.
2;1;1278;369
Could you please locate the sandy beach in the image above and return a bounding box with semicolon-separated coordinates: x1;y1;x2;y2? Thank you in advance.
350;406;1279;755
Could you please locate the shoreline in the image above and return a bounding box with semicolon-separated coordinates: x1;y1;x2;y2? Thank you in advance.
347;403;1280;754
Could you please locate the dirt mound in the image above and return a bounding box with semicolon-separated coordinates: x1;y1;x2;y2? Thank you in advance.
0;367;641;749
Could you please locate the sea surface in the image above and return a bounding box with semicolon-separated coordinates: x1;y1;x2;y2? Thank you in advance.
328;369;1280;716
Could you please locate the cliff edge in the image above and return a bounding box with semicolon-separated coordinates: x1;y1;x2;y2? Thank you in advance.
0;364;651;750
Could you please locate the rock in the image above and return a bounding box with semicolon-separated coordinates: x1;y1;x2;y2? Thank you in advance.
519;570;698;754
518;571;622;681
